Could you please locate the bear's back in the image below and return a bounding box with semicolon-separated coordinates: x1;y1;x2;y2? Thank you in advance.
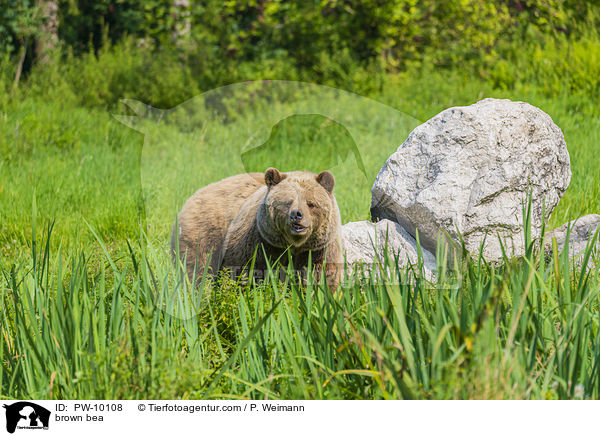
172;172;266;277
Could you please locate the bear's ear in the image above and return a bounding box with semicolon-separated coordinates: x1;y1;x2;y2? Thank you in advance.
265;167;286;188
316;170;335;193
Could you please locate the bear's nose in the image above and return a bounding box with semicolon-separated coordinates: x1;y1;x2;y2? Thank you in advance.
290;209;303;222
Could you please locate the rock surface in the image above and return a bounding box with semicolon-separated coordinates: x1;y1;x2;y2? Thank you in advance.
341;219;436;279
545;214;600;260
371;98;571;262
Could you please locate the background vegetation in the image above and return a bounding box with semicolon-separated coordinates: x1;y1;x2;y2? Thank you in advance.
0;1;599;108
1;0;599;399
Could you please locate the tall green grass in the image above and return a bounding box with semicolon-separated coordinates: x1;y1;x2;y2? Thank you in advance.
2;210;598;399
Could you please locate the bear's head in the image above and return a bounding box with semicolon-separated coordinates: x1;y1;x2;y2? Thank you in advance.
258;167;338;250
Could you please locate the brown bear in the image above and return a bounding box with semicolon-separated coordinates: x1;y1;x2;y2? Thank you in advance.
171;168;342;287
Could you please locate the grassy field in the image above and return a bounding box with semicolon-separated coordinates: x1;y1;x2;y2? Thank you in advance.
1;69;600;399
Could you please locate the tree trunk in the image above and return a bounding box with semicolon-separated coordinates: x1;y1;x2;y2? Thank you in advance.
172;0;191;48
13;40;27;88
36;0;59;63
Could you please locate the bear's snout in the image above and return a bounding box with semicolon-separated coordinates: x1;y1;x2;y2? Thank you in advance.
290;209;303;222
288;207;310;237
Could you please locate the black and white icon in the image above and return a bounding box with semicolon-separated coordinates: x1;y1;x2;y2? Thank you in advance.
3;402;51;434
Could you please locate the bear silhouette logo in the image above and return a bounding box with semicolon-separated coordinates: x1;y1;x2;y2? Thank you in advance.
3;402;50;433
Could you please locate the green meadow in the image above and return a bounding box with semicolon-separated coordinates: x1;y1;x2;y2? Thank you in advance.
2;1;600;400
2;71;599;250
1;67;600;399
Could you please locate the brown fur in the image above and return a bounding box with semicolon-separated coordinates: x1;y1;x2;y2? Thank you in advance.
172;169;342;287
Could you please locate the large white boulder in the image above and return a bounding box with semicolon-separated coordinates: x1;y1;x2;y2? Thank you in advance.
371;98;571;262
341;219;436;279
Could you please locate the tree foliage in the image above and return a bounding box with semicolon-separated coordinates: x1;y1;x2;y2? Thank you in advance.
2;1;599;68
1;1;599;108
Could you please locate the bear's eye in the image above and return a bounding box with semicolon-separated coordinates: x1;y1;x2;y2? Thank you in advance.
307;201;317;209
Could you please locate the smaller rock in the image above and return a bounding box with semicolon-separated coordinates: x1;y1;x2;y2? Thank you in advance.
545;214;600;265
341;219;437;280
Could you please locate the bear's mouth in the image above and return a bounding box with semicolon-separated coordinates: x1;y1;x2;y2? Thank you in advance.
290;223;308;235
